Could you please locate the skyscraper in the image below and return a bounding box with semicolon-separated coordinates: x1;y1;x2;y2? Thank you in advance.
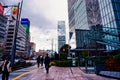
21;18;30;57
68;0;120;52
5;16;26;57
98;0;120;51
0;14;7;56
67;0;76;49
58;21;66;53
68;0;103;50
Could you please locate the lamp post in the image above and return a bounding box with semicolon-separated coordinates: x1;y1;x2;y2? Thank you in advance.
4;0;23;66
47;38;54;56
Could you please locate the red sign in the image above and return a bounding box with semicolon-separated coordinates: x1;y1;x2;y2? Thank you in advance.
0;3;4;15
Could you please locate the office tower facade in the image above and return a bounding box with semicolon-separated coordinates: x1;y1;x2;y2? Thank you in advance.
68;0;77;49
5;16;26;57
21;18;30;57
30;42;36;56
58;21;66;53
68;0;103;50
98;0;120;51
68;0;120;52
0;14;7;56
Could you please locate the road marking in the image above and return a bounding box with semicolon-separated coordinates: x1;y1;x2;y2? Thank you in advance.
12;67;44;80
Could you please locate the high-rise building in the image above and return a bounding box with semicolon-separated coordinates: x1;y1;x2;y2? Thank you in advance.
30;42;36;56
68;0;103;50
5;15;26;57
58;21;66;53
21;18;30;57
0;14;7;56
68;0;77;49
68;0;120;52
98;0;120;51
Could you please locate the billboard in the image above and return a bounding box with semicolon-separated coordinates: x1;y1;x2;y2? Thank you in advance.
0;3;4;15
21;18;30;33
12;6;18;15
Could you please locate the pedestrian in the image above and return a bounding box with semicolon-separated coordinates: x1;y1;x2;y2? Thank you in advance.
40;56;44;66
0;56;12;80
36;55;40;68
44;54;51;74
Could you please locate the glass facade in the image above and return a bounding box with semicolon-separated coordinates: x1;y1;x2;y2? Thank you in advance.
74;0;103;49
74;0;89;29
86;0;102;28
68;0;76;32
68;0;120;51
58;21;66;53
98;0;120;51
68;0;77;49
0;14;7;56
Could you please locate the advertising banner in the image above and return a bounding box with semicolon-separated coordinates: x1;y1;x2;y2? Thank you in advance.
21;18;30;33
12;6;18;15
0;3;4;15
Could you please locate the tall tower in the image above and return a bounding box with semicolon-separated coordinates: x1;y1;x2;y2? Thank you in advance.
98;0;120;51
0;14;7;56
67;0;77;49
21;18;30;57
68;0;105;55
58;21;66;53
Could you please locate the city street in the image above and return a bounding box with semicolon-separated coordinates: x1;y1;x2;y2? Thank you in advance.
0;65;116;80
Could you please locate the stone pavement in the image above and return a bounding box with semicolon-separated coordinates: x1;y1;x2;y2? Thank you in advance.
0;65;117;80
18;66;116;80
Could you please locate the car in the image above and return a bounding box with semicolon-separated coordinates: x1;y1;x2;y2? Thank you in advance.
14;58;26;64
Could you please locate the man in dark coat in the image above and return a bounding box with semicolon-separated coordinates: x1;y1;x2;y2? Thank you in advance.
44;54;51;73
36;55;40;68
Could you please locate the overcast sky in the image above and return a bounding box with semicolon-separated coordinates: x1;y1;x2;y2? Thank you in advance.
13;0;69;51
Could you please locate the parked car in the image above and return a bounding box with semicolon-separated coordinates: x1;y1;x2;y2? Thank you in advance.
15;58;26;64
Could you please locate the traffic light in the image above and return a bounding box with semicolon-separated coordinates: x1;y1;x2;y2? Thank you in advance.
63;48;65;52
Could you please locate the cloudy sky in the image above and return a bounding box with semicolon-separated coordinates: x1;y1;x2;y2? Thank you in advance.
6;0;69;51
3;0;68;51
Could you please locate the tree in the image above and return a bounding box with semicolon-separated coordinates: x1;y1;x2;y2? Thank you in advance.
60;44;71;54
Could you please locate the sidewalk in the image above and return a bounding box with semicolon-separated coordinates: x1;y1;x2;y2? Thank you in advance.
18;66;116;80
0;65;117;80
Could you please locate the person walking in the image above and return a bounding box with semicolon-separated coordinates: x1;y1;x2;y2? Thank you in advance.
36;55;40;68
44;54;51;74
0;56;12;80
40;56;44;66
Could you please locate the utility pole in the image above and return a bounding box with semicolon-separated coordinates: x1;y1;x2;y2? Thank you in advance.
11;0;23;66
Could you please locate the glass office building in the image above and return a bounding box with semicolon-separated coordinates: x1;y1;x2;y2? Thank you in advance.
68;0;77;49
68;0;120;52
98;0;120;51
58;21;66;53
74;0;103;49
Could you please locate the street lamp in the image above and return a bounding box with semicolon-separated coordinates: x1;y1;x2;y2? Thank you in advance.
47;38;54;56
4;0;23;66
